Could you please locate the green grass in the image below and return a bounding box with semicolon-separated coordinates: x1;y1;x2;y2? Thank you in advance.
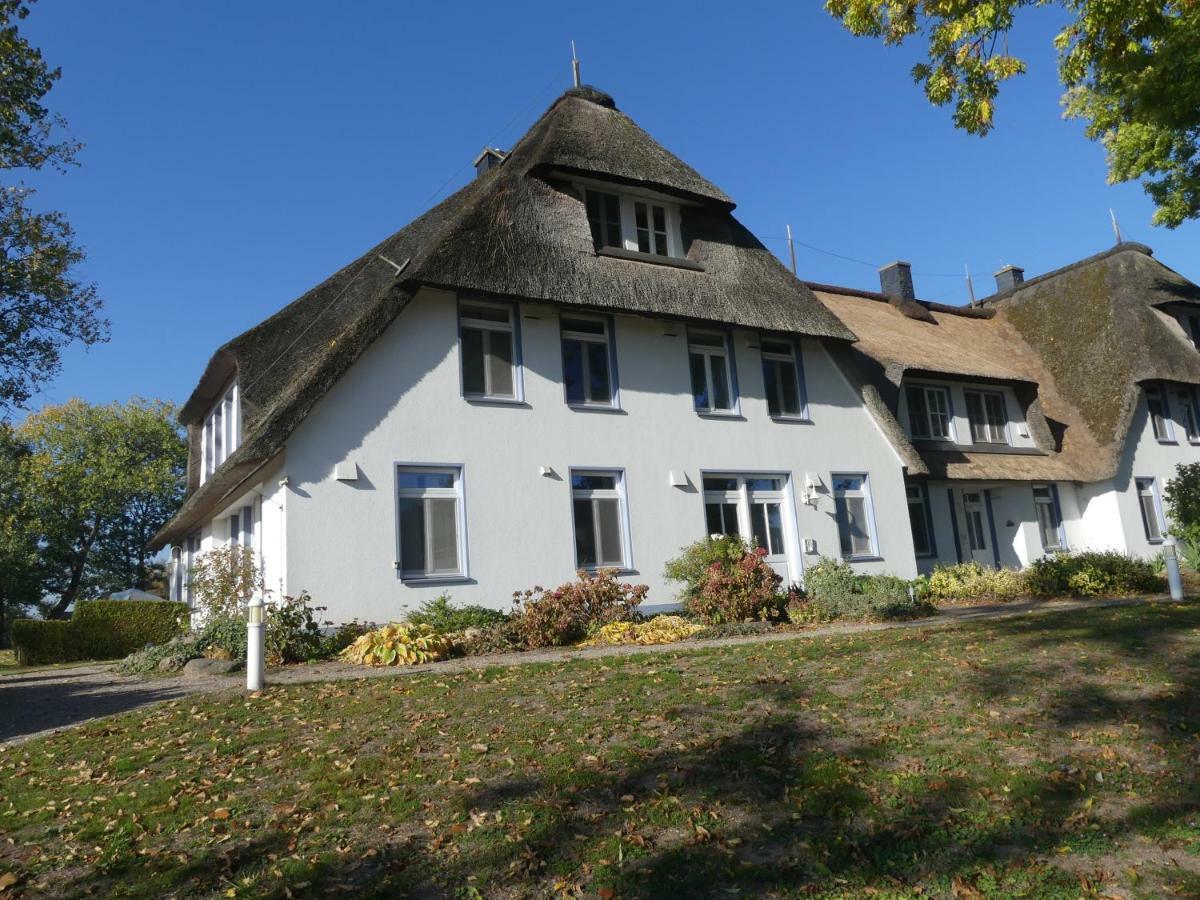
2;602;1199;898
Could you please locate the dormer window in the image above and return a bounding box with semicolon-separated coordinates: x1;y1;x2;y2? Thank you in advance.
582;186;682;259
905;384;952;440
964;389;1009;444
1179;312;1200;350
201;380;239;483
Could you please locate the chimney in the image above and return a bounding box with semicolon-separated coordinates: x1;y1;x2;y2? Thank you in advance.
994;264;1025;293
472;147;507;177
878;261;915;301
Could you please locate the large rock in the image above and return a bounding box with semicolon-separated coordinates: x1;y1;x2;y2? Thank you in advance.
182;657;242;678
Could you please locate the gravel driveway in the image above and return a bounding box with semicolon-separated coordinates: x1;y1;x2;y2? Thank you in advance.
0;595;1164;747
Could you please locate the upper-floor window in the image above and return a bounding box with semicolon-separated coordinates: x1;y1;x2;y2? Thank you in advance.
905;384;952;440
1178;387;1200;443
584;187;682;259
833;474;877;560
201;381;239;483
1179;312;1200;350
460;300;519;401
688;329;736;414
761;338;808;419
964;389;1008;444
561;315;616;408
1145;384;1173;442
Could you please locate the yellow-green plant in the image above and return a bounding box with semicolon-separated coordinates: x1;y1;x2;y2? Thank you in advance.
927;562;1027;602
340;623;457;666
579;615;703;647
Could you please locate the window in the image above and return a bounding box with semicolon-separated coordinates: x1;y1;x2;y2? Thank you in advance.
905;385;952;440
229;504;254;548
963;491;988;552
964;390;1008;444
570;470;629;569
833;474;877;559
634;201;669;257
1180;312;1200;350
459;301;518;401
906;484;935;557
183;531;200;608
702;475;788;557
585;190;621;249
561;315;615;407
396;466;465;579
1179;388;1200;442
201;381;239;483
761;338;807;419
688;330;736;414
1145;384;1173;442
1136;477;1165;543
1032;484;1064;551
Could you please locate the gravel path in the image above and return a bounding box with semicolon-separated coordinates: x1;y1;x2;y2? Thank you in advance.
0;594;1168;747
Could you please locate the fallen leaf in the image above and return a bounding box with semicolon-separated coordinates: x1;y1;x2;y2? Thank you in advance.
211;808;231;821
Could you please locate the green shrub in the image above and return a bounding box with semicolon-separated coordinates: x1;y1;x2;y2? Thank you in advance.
116;635;204;675
665;536;789;624
791;558;933;623
12;599;189;666
405;594;508;633
321;621;375;657
1025;551;1162;597
1165;462;1200;552
265;592;328;665
511;569;647;648
663;535;752;604
926;562;1028;602
187;546;262;621
197;617;247;661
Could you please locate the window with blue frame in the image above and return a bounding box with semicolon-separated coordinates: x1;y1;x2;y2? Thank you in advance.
560;315;615;407
1032;484;1064;551
688;329;735;413
760;338;807;419
905;484;935;556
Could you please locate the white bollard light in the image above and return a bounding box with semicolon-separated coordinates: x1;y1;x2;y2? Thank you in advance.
1163;537;1184;602
246;594;265;691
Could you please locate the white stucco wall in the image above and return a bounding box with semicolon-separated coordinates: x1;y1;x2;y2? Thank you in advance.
275;287;917;623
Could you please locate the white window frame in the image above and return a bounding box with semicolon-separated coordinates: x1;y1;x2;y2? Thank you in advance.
905;383;953;441
1032;484;1065;551
560;313;618;409
701;474;791;557
1145;384;1175;443
760;337;809;420
183;531;200;609
1135;477;1166;544
688;328;738;415
394;464;468;582
569;468;632;571
579;181;684;259
200;379;239;484
964;389;1010;445
1178;387;1200;443
832;473;880;561
458;299;522;403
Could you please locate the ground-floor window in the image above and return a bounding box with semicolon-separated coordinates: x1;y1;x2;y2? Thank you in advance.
833;474;877;559
702;475;787;556
184;531;200;608
396;466;465;579
962;491;988;553
906;483;935;557
1032;484;1064;550
570;470;629;569
1136;477;1165;543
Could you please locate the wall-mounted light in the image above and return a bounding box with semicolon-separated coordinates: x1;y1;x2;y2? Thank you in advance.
334;462;358;481
668;469;688;487
539;465;556;478
803;473;825;507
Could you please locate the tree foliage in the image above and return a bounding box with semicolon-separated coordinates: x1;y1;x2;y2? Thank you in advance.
11;398;186;617
825;1;1200;227
0;0;106;414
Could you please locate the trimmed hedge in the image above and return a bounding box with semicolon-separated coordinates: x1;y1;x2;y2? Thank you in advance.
12;599;190;666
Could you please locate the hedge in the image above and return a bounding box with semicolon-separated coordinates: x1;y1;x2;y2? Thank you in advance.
11;599;190;666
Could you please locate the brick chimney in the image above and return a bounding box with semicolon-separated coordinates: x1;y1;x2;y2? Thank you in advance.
878;261;915;301
994;264;1025;293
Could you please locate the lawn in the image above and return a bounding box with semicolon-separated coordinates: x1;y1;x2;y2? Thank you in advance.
1;603;1198;899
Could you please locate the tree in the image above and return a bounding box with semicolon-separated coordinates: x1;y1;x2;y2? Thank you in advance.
825;2;1200;227
16;398;186;617
0;422;39;644
0;0;107;415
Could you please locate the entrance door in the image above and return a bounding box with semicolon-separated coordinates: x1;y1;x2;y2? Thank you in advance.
961;491;992;566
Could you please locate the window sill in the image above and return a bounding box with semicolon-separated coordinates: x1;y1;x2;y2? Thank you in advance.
1155;439;1179;446
770;414;812;425
695;410;744;421
595;245;705;271
464;396;530;409
399;574;475;586
567;402;624;414
578;566;638;577
1147;537;1165;546
841;555;883;563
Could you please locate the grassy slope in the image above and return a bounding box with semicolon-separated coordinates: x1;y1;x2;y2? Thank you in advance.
1;602;1198;899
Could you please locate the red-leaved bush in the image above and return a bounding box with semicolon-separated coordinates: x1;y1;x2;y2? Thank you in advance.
511;569;647;648
686;546;786;624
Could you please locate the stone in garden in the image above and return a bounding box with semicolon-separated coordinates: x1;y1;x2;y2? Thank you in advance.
183;657;242;678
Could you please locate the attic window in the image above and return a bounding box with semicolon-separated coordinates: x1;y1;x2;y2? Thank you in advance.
200;380;239;484
1179;312;1200;350
582;186;682;259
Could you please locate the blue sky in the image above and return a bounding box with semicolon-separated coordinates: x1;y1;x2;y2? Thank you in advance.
18;1;1199;411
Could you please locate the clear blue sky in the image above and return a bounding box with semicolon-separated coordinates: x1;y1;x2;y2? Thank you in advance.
18;1;1199;412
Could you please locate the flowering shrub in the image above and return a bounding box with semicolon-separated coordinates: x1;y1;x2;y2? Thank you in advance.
511;569;647;648
340;623;457;666
580;615;703;647
663;534;751;605
684;544;787;625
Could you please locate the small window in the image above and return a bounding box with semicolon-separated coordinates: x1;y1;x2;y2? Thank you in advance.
964;390;1008;444
906;484;934;557
561;315;615;407
201;381;239;483
585;190;622;250
460;301;518;401
963;491;988;552
1145;384;1173;442
1032;484;1064;551
688;330;736;414
1180;313;1200;350
906;385;952;440
1179;388;1200;442
833;474;877;559
761;338;807;419
634;201;669;257
571;470;628;569
1136;477;1165;543
396;466;465;579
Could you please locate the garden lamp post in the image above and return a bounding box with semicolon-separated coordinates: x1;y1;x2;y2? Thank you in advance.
1162;537;1184;602
247;594;265;691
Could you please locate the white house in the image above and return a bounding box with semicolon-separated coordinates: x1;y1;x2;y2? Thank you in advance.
152;85;922;621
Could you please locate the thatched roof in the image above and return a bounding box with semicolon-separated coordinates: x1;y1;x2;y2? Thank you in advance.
816;243;1200;483
152;85;856;548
